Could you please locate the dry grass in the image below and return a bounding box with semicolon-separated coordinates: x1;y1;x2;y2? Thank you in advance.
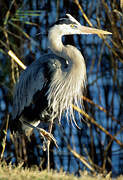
0;163;106;180
0;163;123;180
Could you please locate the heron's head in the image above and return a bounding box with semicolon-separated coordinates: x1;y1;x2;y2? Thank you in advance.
49;14;112;36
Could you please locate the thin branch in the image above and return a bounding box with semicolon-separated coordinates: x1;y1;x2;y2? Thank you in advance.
67;144;95;173
0;115;9;159
72;105;123;147
74;0;122;62
8;50;26;70
82;96;122;126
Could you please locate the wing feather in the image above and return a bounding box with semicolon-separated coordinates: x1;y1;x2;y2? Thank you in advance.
12;60;45;119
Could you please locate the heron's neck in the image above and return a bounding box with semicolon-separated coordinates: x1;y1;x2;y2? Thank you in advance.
48;27;86;85
48;26;84;69
48;27;64;57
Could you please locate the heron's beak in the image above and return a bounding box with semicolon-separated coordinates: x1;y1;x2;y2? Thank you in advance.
79;25;112;35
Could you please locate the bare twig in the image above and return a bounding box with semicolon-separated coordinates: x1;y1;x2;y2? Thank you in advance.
1;115;9;159
82;96;122;126
72;105;123;147
8;50;26;70
67;144;95;173
74;0;122;62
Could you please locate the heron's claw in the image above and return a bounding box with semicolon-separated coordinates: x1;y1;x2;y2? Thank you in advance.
23;120;58;148
38;127;58;149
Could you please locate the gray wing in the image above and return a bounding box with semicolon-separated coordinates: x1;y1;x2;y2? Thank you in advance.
12;60;46;119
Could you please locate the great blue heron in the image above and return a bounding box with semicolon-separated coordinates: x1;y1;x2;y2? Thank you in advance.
11;14;111;170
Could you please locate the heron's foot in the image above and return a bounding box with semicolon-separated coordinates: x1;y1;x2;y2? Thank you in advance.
23;120;58;149
38;127;58;149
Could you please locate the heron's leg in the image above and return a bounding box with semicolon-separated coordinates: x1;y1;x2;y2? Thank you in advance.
47;118;54;172
23;120;57;171
47;140;50;172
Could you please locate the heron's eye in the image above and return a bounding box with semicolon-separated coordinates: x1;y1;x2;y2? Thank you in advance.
70;24;77;28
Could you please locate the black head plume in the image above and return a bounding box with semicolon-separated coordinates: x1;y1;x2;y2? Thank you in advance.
50;14;77;28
